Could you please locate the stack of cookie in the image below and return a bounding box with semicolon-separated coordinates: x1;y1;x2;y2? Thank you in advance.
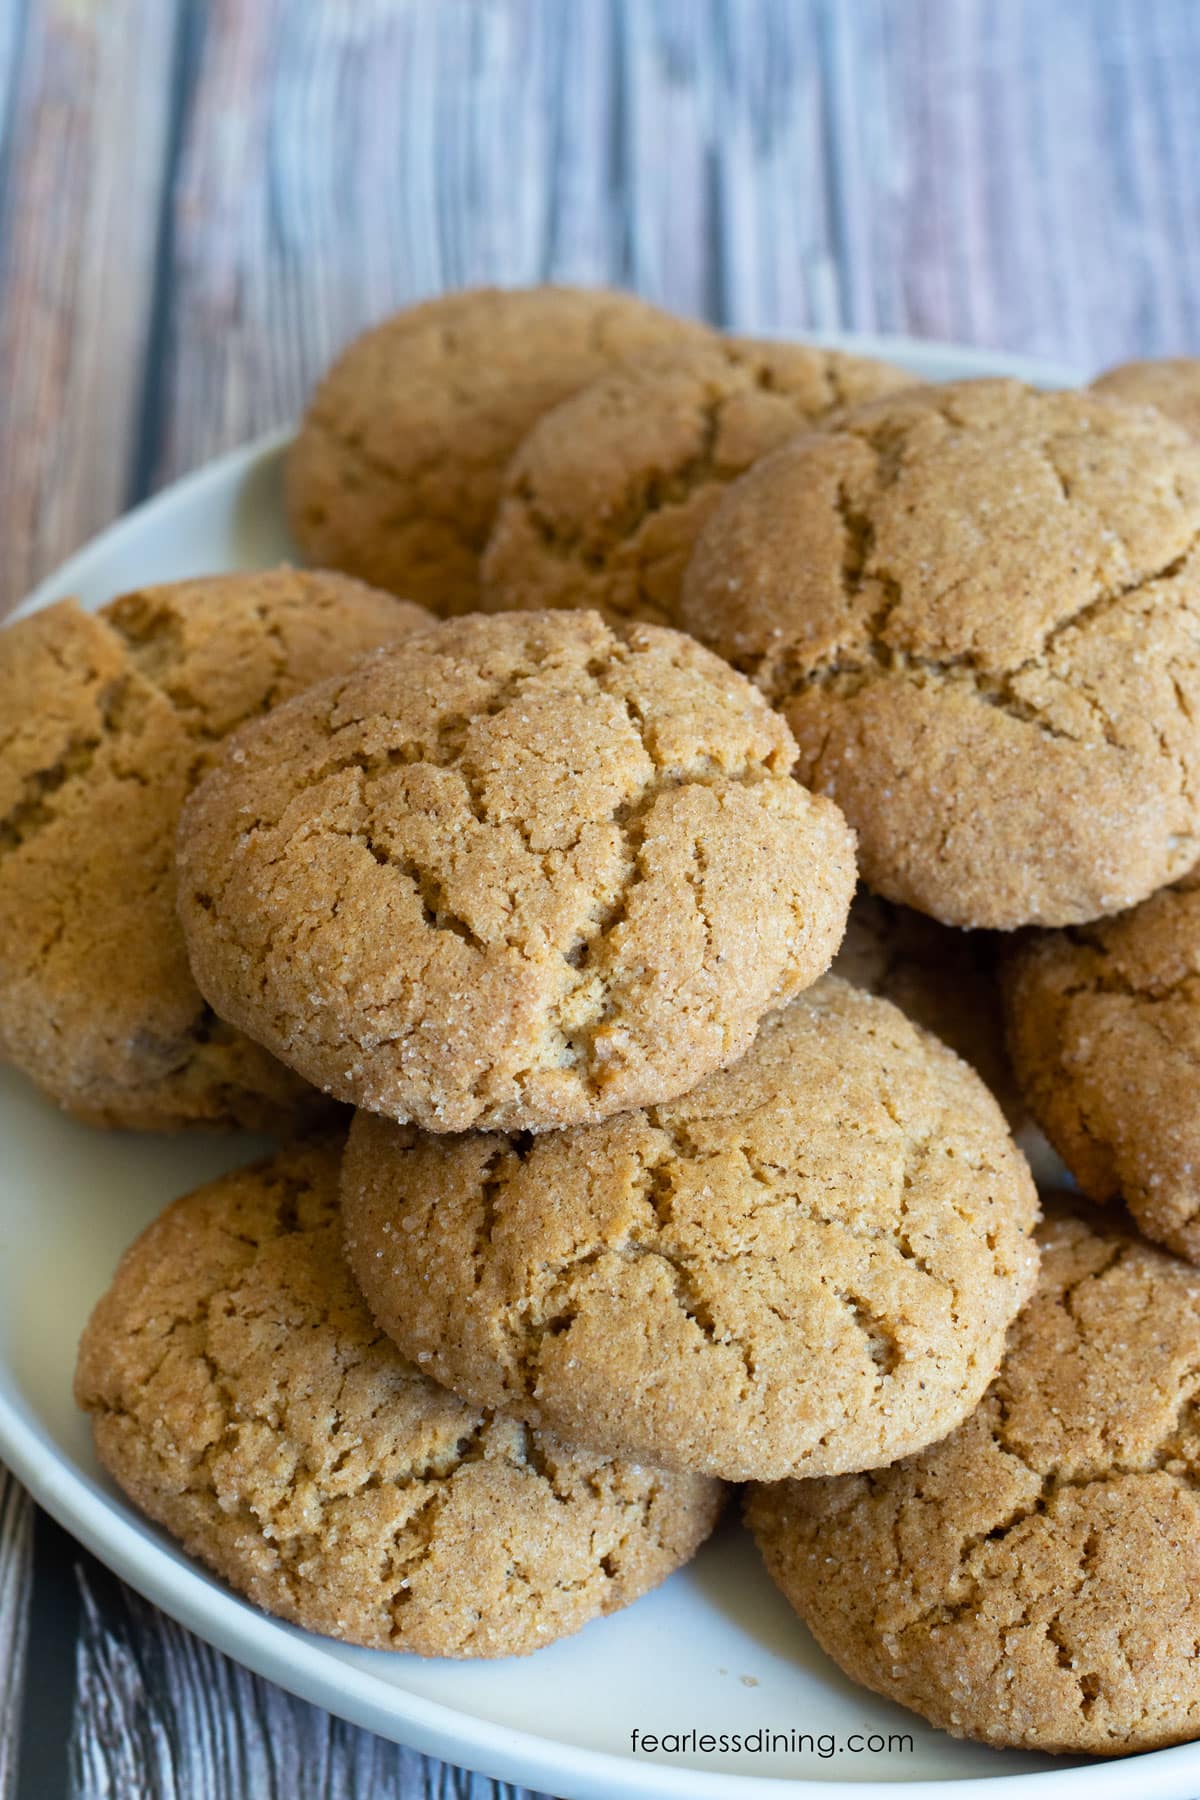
668;357;1200;1756
5;284;1200;1755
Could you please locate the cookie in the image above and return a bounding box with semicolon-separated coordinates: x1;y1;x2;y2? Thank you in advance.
177;610;856;1134
834;890;1020;1124
680;379;1200;928
746;1204;1200;1754
75;1137;722;1657
1003;863;1200;1260
285;286;705;614
0;570;428;1130
1092;357;1200;439
341;977;1039;1482
480;337;912;626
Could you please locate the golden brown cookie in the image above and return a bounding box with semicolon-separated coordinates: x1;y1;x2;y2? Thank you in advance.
1003;865;1200;1260
76;1137;722;1657
746;1203;1200;1754
341;977;1039;1482
0;570;428;1130
1092;357;1200;438
177;610;856;1134
285;286;705;614
834;890;1020;1124
680;379;1200;929
479;337;912;625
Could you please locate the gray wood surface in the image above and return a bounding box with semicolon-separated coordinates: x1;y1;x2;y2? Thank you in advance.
70;1565;524;1800
0;1472;31;1800
2;1;1199;1795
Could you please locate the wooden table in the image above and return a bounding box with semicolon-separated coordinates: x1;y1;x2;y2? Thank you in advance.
2;2;1198;1795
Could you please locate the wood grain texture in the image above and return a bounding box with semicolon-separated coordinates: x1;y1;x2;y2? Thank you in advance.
85;0;1200;511
4;1;1200;1795
0;0;182;618
152;0;620;485
0;1472;32;1800
69;1562;547;1800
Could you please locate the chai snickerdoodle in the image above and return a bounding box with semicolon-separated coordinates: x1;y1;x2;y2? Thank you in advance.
747;1203;1200;1754
681;379;1200;929
76;1137;723;1657
176;610;856;1135
341;977;1039;1483
0;570;428;1130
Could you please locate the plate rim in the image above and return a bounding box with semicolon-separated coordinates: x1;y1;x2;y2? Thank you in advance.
5;328;1197;1800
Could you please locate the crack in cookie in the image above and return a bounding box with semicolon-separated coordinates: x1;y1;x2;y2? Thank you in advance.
177;611;856;1134
682;379;1200;926
341;977;1039;1483
746;1204;1200;1754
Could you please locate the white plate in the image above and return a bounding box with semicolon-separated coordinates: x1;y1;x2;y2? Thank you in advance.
5;334;1197;1800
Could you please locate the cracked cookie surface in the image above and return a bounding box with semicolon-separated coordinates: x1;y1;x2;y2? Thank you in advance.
746;1203;1200;1754
834;890;1021;1125
285;285;706;615
1003;864;1200;1259
177;610;855;1134
1091;357;1200;439
0;571;428;1130
75;1136;723;1656
680;379;1200;928
479;336;911;625
341;976;1039;1481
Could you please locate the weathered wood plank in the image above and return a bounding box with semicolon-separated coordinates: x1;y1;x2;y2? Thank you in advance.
537;0;624;283
0;0;182;619
834;0;1200;369
617;0;720;322
714;0;843;333
153;0;602;487
0;1471;32;1800
6;0;1200;603
68;1560;549;1800
143;0;1200;506
0;0;29;191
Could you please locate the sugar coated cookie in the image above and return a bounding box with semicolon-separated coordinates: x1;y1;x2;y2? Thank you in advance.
747;1204;1200;1754
834;890;1020;1124
681;380;1200;928
1004;864;1200;1259
177;610;856;1133
75;1137;724;1657
286;285;705;614
0;570;427;1129
341;977;1039;1481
